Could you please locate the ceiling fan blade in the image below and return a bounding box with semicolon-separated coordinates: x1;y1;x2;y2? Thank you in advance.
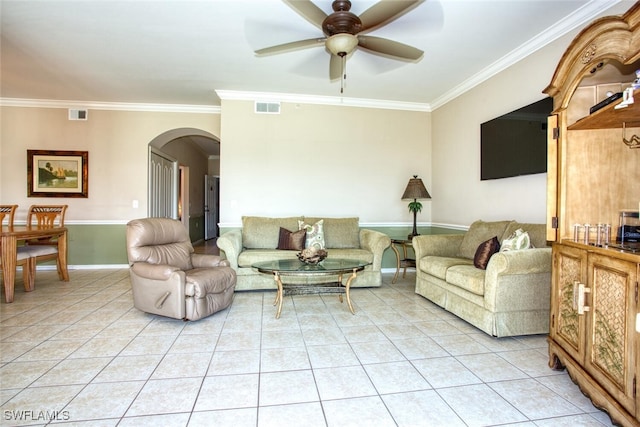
329;54;341;81
358;35;423;61
255;38;325;56
359;0;425;33
283;0;327;30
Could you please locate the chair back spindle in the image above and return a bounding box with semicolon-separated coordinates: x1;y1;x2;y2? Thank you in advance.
0;205;17;227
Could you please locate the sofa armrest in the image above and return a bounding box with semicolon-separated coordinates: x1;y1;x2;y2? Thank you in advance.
484;247;552;312
216;229;242;269
486;247;552;276
412;234;464;261
359;229;391;270
191;254;230;268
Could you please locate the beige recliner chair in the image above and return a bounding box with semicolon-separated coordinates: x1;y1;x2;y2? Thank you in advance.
126;217;236;321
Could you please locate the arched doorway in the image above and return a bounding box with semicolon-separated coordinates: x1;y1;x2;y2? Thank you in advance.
148;128;220;241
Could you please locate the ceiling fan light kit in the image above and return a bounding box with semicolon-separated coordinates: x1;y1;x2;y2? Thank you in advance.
255;0;425;93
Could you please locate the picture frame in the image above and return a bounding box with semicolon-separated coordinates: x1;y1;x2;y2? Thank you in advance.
27;150;89;198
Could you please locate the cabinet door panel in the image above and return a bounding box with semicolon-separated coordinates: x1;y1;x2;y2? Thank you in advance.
551;244;587;363
586;253;637;414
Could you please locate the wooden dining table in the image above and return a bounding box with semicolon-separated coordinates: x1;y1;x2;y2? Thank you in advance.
1;225;69;303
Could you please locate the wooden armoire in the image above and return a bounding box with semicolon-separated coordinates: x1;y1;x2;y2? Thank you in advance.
544;3;640;426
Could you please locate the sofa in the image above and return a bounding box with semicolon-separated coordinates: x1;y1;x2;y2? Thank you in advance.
413;220;551;337
217;216;391;291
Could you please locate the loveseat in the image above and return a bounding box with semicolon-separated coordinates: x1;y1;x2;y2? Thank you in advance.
413;220;551;337
217;216;391;291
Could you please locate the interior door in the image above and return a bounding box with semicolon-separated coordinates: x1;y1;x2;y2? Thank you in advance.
204;175;219;239
149;148;178;219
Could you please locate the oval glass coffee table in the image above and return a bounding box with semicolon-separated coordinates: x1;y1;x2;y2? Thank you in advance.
252;258;371;318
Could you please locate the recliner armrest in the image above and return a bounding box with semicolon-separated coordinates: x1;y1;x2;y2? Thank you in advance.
131;262;180;280
191;254;230;268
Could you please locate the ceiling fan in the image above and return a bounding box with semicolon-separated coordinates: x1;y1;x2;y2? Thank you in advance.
255;0;425;93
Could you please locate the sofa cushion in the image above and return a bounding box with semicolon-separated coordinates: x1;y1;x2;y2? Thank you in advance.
419;256;473;280
458;220;512;259
303;217;360;249
446;264;486;296
238;249;299;267
277;228;306;251
242;216;301;249
298;219;325;249
502;222;547;249
473;236;500;269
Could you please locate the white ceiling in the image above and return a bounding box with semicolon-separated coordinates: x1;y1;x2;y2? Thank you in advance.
1;0;634;112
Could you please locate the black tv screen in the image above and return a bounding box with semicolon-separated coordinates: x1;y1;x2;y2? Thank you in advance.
480;97;553;180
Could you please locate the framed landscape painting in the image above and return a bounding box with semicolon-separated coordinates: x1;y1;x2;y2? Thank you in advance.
27;150;89;198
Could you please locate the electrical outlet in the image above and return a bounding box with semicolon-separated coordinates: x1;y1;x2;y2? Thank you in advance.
132;200;139;209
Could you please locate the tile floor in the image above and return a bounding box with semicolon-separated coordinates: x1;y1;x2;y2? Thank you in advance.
0;269;616;426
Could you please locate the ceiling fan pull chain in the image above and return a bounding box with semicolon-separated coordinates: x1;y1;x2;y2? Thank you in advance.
341;54;346;94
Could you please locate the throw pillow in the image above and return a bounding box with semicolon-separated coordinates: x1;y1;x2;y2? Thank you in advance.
473;236;500;270
298;219;325;250
277;227;306;251
500;228;531;251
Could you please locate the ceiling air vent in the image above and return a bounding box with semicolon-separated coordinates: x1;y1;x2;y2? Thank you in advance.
68;109;88;120
255;102;280;114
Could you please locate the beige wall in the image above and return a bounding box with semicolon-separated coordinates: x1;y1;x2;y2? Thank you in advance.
219;100;431;226
0;106;220;222
431;35;571;227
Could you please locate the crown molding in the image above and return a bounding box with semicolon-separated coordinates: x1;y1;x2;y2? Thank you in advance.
430;0;622;110
215;90;431;112
0;98;221;114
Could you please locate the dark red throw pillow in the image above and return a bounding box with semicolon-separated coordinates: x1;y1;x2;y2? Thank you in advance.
473;236;500;270
277;227;306;250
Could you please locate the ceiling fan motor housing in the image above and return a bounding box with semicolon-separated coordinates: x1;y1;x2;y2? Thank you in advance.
322;0;362;36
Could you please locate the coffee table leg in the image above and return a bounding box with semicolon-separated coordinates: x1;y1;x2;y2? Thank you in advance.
344;268;357;314
273;272;284;319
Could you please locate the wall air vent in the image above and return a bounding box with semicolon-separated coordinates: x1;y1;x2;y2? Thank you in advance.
68;109;88;120
255;102;280;114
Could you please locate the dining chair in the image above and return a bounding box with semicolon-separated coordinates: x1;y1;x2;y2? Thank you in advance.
23;204;68;283
0;205;35;292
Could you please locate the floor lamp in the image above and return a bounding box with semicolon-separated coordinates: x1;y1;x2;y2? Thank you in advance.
402;175;431;240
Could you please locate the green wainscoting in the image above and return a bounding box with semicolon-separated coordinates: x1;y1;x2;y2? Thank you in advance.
61;224;463;268
66;224;129;265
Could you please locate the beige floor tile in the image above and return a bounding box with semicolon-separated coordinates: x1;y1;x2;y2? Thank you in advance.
322;396;396;427
0;269;620;426
93;354;163;383
456;352;528;382
188;408;257;427
306;343;360;369
364;361;431;394
126;377;203;417
151;352;212;379
260;347;311;372
438;383;528;426
32;357;111;386
489;378;583;420
412;356;482;388
257;402;326;427
63;381;145;421
194;374;259;411
208;349;261;375
258;370;319;406
313;365;377;400
382;390;467;427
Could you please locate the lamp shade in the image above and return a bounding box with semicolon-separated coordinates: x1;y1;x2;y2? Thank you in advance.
402;175;431;200
325;33;358;56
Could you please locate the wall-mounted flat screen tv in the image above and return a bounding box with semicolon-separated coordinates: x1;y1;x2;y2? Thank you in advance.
480;97;553;180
